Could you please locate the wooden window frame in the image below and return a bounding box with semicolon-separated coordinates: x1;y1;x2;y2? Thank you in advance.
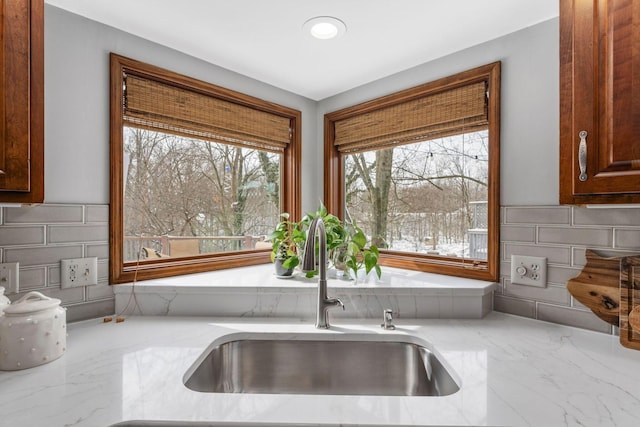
324;62;500;282
109;54;301;284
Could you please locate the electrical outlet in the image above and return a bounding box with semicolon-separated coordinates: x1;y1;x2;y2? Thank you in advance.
510;255;547;288
61;257;98;288
0;262;19;294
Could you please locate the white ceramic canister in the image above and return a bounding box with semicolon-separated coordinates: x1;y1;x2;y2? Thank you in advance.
0;291;67;371
0;286;10;316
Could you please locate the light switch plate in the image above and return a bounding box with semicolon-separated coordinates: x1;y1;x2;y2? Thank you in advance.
61;257;98;288
511;255;547;287
0;262;19;294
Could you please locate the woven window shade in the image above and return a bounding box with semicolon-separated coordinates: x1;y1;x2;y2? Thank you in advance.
334;81;488;153
123;73;291;152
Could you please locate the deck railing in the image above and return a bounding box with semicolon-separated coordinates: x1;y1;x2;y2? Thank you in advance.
123;235;267;262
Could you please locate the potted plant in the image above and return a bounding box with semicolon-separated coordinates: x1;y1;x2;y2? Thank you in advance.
267;213;305;277
301;204;382;281
341;221;382;281
300;203;346;262
268;205;383;281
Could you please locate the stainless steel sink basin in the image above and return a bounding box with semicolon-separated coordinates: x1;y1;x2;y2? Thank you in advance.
184;333;459;396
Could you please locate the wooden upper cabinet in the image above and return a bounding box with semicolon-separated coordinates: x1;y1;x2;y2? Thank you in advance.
0;0;43;203
560;0;640;204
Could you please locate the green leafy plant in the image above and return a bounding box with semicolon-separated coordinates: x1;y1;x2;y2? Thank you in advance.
268;205;383;281
342;221;382;281
300;203;346;255
267;213;305;270
300;204;382;281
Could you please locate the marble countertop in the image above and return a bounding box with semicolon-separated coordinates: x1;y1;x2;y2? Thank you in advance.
1;312;639;427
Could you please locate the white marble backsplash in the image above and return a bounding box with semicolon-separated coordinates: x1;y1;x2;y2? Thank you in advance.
114;264;496;319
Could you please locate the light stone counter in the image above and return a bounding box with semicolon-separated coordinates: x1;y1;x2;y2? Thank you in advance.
0;313;638;427
113;264;495;319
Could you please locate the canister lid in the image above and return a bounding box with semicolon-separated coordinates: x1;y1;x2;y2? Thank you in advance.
3;291;62;315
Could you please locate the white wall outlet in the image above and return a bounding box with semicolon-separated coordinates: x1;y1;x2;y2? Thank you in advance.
61;257;98;288
510;255;547;288
0;262;19;294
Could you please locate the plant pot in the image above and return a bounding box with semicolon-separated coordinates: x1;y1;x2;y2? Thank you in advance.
274;258;294;277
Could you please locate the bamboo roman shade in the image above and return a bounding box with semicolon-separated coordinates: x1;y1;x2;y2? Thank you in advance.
334;81;488;153
123;73;292;152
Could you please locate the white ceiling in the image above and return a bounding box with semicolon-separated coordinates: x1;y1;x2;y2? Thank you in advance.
45;0;558;101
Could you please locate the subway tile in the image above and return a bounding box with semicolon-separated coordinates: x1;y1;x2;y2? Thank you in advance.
500;225;535;242
504;206;571;225
538;227;612;247
4;245;83;266
98;260;108;281
547;265;582;285
12;286;85;306
4;204;83;224
503;243;572;265
47;286;86;305
86;244;109;259
85;205;109;223
0;226;45;246
500;261;511;277
17;267;46;290
87;282;114;300
573;206;640;227
66;299;115;323
48;224;108;244
614;229;640;250
571;247;639;267
493;294;535;318
49;265;61;286
571;296;588;310
536;303;612;334
504;280;570;306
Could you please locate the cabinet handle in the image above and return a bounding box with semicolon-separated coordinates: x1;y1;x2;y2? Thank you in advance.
578;130;588;182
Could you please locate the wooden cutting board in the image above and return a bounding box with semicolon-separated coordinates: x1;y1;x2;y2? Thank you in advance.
567;250;621;327
620;256;640;350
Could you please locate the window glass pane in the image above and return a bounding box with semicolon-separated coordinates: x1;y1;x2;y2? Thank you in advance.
344;130;488;260
123;127;280;262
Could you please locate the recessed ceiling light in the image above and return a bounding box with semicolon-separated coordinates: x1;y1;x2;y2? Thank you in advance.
303;16;347;40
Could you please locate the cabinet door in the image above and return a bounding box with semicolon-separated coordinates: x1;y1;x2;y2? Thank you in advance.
0;0;43;203
560;0;640;204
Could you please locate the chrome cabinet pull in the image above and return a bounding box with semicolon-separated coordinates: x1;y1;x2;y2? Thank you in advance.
578;130;588;182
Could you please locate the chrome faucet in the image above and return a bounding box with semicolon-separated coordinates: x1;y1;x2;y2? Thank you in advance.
302;217;344;329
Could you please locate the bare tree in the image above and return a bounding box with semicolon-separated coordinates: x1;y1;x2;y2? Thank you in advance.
345;131;488;257
124;128;281;257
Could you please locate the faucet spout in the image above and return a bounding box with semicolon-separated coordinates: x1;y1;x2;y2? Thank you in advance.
302;217;344;329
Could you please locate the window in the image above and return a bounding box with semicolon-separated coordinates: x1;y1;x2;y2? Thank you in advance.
324;63;500;281
110;54;301;283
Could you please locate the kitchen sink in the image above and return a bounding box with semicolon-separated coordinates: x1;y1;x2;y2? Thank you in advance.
183;333;459;396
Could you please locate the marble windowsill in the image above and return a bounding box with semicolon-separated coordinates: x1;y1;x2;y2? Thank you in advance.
114;264;496;319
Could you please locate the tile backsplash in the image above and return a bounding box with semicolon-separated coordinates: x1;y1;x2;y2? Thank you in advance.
0;204;113;322
498;205;640;334
2;203;639;332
